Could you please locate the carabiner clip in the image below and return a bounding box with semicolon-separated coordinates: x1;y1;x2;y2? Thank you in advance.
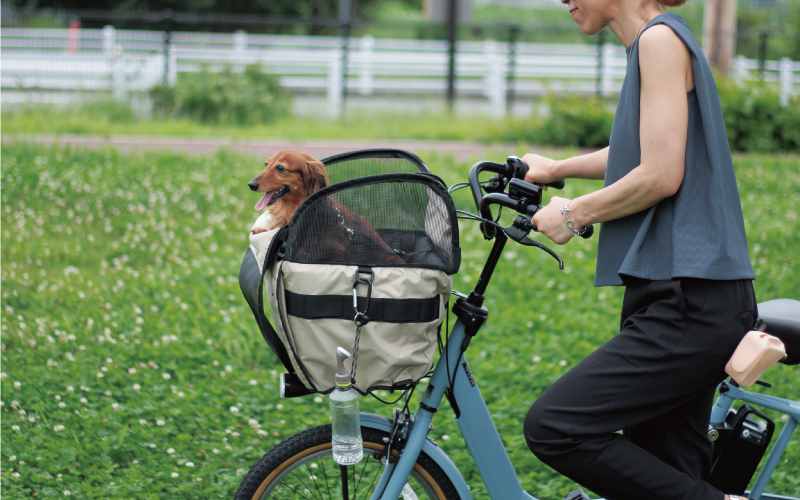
353;267;373;325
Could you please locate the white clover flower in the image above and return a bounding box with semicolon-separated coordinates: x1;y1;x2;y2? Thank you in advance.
212;360;219;366
67;386;74;392
212;448;220;454
248;379;258;386
150;443;156;448
59;402;66;408
225;365;233;373
139;419;147;425
442;435;450;441
97;372;104;378
257;429;268;436
248;419;259;427
186;462;195;467
559;360;568;367
276;404;284;410
28;416;35;423
162;373;171;380
167;448;175;454
112;403;120;410
532;355;542;363
105;391;112;396
171;472;179;478
313;396;323;403
54;424;65;432
133;384;141;391
9;455;16;461
128;368;137;374
177;392;185;398
232;432;240;437
229;406;239;413
63;490;71;496
12;425;20;432
19;409;26;415
156;419;165;426
80;397;88;404
14;381;21;389
12;472;21;478
55;395;61;401
0;372;7;379
100;366;109;372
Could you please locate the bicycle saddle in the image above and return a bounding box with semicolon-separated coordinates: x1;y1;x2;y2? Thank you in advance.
757;298;800;365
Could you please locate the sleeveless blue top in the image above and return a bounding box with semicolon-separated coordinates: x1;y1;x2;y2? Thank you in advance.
594;13;755;287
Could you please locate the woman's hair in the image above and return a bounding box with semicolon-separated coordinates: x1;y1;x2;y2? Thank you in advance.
657;0;687;6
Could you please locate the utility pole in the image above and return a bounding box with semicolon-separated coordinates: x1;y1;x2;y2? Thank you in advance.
702;0;737;76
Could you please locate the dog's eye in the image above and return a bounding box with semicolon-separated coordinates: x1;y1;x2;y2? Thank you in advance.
275;165;286;172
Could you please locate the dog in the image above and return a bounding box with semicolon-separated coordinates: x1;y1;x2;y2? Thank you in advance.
248;150;404;265
249;150;328;234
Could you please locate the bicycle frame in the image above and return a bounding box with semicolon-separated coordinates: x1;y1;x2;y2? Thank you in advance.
710;382;800;500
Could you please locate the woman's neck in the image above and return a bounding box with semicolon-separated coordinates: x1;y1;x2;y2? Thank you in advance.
607;3;664;48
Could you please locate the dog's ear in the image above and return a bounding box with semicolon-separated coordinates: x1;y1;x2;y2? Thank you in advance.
303;160;329;198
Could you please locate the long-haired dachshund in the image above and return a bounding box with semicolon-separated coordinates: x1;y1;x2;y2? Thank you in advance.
249;150;328;234
248;150;404;265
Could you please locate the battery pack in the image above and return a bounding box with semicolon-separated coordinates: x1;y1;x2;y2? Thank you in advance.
708;405;775;494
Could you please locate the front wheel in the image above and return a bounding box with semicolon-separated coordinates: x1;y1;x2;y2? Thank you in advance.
234;424;461;500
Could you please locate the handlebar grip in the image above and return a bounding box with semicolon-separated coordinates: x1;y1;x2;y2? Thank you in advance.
506;156;565;189
579;224;594;239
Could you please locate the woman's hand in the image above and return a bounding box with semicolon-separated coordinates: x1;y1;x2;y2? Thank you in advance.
522;154;560;187
532;196;575;245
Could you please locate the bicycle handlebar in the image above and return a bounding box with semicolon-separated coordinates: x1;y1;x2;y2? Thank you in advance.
468;156;594;241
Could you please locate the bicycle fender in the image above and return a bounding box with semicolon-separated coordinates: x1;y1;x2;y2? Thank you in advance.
360;412;473;500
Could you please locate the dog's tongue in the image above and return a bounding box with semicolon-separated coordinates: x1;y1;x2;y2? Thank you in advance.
255;190;277;211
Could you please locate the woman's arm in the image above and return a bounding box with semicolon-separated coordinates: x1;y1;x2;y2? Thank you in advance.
533;25;694;244
523;147;609;184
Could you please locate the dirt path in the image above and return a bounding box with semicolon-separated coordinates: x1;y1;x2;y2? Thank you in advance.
3;134;551;163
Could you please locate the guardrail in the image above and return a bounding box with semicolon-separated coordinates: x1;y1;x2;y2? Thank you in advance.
2;27;798;118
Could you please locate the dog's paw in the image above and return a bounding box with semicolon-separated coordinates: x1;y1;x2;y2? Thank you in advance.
251;227;268;235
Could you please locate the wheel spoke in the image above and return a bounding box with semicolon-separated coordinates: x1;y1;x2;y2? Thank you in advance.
277;481;316;500
321;458;332;500
352;457;369;498
359;459;383;500
290;469;323;500
305;462;325;500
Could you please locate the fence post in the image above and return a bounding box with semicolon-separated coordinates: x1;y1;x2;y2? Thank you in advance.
596;30;605;97
779;57;792;107
328;54;343;120
162;10;173;86
446;0;458;112
484;39;505;117
168;42;177;85
358;35;374;95
233;30;247;73
103;26;124;99
506;25;518;115
600;42;614;97
733;54;748;84
758;32;768;80
338;0;351;118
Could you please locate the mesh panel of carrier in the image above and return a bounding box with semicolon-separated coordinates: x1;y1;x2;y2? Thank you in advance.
284;173;460;274
321;149;429;185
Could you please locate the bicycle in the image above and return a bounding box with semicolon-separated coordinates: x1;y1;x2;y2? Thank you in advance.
234;156;800;500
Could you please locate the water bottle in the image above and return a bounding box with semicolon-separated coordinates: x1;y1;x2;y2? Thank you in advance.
330;347;363;465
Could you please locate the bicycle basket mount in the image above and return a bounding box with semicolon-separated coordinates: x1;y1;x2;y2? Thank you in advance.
239;150;461;396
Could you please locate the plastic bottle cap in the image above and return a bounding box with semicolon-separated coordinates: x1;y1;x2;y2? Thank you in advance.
335;347;352;387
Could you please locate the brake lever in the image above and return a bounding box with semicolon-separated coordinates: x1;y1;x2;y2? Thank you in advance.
504;224;564;270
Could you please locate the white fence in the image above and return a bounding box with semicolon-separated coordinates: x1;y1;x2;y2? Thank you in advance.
2;27;798;118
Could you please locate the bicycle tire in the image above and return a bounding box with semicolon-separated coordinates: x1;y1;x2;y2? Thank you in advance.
234;424;461;500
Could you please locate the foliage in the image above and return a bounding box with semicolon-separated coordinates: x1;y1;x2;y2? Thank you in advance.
501;95;615;149
148;64;292;126
715;74;800;153
2;143;799;499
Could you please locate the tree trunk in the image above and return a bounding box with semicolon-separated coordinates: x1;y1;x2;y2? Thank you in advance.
702;0;738;76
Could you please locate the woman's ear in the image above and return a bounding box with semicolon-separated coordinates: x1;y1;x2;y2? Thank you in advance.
304;160;329;197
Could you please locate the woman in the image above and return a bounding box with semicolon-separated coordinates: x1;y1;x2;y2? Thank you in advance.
522;0;757;500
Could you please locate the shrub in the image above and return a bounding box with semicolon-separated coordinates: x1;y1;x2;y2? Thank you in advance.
714;74;798;152
501;94;615;148
149;64;292;126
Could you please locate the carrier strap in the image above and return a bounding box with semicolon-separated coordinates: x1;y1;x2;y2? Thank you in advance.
283;291;440;323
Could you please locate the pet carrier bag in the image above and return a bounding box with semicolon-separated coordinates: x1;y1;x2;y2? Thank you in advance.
239;151;461;396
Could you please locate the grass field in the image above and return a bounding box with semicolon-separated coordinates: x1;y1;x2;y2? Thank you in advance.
1;142;799;499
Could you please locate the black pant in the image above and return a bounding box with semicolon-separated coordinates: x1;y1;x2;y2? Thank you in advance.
524;278;757;500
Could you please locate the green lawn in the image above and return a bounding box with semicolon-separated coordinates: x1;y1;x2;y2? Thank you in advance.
1;142;799;499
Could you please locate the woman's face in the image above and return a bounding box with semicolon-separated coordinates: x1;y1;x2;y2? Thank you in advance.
561;0;614;35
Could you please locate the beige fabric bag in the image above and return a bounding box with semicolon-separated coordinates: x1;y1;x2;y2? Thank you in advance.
241;173;461;395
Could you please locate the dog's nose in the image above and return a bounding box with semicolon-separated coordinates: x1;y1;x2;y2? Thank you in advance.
248;181;259;191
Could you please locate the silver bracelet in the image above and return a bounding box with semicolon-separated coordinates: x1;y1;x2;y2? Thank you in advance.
560;200;585;236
